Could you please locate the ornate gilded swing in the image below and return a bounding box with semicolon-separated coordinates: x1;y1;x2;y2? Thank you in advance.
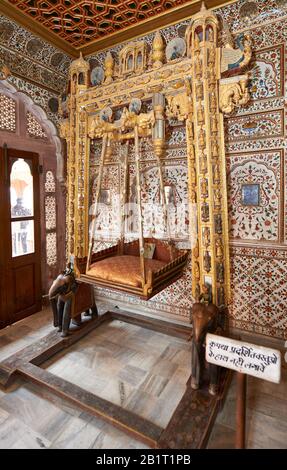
75;96;189;300
59;3;252;307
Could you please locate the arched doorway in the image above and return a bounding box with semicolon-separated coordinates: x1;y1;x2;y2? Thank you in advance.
0;81;65;328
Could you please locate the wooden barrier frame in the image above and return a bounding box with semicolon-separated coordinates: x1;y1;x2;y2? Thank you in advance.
0;310;230;449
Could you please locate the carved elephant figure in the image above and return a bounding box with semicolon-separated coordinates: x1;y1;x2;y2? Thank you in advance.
191;302;220;396
48;267;78;337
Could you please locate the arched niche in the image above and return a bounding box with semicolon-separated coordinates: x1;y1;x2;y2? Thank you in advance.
0;79;64;182
0;79;66;291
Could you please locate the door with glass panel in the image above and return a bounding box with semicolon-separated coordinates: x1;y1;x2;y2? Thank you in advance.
0;147;41;327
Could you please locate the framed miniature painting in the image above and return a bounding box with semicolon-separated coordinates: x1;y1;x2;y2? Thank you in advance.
99;189;111;205
241;183;260;206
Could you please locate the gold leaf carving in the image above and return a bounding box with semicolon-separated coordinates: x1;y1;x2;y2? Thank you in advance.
219;74;250;114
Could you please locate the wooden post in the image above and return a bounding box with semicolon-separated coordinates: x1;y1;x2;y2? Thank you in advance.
235;372;246;449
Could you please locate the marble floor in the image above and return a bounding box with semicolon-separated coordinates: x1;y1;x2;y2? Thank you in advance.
0;307;286;449
43;319;191;430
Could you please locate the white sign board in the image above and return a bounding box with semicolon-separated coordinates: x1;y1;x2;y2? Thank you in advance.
206;334;281;384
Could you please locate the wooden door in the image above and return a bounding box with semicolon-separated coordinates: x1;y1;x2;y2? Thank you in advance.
0;146;42;328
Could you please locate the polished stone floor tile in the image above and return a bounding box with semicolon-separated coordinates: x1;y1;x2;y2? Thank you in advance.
49;414;102;449
207;423;235;449
43;318;190;429
0;416;51;449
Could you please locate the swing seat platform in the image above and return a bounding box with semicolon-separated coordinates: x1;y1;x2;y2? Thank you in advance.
75;239;189;300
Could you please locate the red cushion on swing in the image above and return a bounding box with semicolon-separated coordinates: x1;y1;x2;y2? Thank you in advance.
87;255;166;287
123;238;179;262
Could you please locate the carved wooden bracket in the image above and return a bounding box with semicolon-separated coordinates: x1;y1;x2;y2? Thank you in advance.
219;74;250;114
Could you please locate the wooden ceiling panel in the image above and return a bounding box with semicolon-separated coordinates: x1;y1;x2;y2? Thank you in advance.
1;0;236;56
6;0;195;47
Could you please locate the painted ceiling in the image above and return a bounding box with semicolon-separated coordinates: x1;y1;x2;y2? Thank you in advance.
1;0;235;55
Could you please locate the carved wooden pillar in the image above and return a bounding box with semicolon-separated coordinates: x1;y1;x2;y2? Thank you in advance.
190;4;230;306
61;55;90;259
75;107;89;258
65;81;76;258
185;83;199;300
